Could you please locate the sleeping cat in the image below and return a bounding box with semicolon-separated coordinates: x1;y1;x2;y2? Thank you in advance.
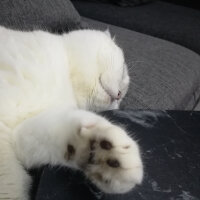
0;26;143;199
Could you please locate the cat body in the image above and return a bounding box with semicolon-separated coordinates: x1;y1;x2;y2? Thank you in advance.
0;26;143;199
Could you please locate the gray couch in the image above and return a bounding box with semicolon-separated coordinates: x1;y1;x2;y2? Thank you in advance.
73;0;200;110
84;18;200;110
1;0;200;110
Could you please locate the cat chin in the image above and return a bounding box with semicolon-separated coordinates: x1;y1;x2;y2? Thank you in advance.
89;102;119;112
109;101;120;110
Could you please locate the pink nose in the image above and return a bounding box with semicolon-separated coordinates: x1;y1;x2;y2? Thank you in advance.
116;91;121;100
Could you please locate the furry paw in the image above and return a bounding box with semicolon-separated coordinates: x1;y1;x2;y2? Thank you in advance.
64;114;143;194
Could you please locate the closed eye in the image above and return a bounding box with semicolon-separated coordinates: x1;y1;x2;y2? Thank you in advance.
99;75;121;101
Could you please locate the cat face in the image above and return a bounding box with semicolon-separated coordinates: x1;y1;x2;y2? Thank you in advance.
91;62;129;112
65;30;129;111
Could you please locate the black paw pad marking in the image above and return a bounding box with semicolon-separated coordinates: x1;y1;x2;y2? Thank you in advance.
67;144;75;160
88;152;95;164
107;159;120;168
100;140;112;150
104;179;110;184
90;139;96;150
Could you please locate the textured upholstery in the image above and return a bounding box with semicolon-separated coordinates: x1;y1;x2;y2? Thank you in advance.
73;1;200;55
34;110;200;200
0;0;199;110
84;18;200;110
0;0;84;32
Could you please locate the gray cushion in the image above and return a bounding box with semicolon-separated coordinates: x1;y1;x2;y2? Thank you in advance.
72;0;154;7
84;18;200;110
73;1;200;55
0;0;84;32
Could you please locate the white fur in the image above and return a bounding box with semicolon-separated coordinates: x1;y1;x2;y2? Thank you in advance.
0;26;142;199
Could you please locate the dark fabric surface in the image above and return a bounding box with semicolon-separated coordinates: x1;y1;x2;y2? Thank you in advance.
32;110;200;200
72;0;154;7
84;18;200;110
0;0;85;33
73;1;200;55
162;0;200;10
195;95;200;110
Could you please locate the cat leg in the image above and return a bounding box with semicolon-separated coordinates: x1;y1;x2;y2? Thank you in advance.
13;108;143;194
0;126;31;200
63;110;144;194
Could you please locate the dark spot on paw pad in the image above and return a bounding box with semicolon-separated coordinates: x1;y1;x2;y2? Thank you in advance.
107;159;120;168
88;152;95;164
90;139;96;150
100;140;112;150
67;144;75;160
104;179;110;184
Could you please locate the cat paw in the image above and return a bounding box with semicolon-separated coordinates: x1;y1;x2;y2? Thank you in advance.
64;116;143;194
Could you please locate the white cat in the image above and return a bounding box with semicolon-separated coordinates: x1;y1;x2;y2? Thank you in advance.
0;27;143;199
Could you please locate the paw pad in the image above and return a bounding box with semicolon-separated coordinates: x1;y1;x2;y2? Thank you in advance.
67;144;75;160
106;159;120;168
88;152;95;164
100;140;112;150
90;139;96;150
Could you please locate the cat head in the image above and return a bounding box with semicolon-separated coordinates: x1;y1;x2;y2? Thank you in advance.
65;29;129;111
